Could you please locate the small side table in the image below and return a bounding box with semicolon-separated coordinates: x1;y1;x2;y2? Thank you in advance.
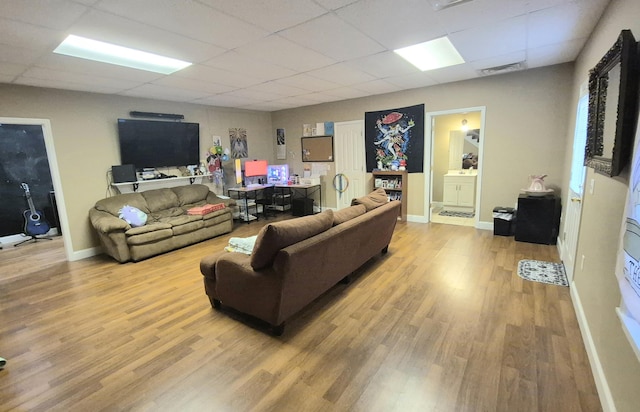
515;194;561;244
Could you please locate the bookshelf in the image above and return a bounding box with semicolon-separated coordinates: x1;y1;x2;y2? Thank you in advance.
372;170;407;222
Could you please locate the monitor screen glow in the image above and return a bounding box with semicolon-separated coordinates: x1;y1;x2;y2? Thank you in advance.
267;164;289;184
244;160;268;177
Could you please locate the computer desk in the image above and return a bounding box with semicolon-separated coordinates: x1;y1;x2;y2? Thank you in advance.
274;183;321;216
227;184;274;223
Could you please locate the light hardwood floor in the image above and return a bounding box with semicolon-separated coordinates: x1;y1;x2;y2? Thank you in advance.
0;220;601;411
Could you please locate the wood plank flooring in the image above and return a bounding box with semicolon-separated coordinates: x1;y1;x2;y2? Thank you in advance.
0;220;601;411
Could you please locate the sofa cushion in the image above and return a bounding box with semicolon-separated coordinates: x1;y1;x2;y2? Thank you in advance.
172;184;210;206
333;204;366;226
250;209;334;270
141;189;180;212
125;222;172;236
351;187;388;211
95;193;148;216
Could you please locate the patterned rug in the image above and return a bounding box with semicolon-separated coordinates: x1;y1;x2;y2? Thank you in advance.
438;210;475;218
517;260;568;287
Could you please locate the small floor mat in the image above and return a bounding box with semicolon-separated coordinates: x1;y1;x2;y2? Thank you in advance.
517;260;568;287
438;210;475;218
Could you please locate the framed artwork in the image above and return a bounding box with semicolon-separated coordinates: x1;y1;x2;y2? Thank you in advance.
229;128;248;159
276;128;286;160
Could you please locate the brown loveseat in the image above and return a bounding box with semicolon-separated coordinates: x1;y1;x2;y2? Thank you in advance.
200;194;401;335
89;184;235;262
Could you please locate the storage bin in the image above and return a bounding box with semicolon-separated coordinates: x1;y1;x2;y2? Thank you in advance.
493;206;516;236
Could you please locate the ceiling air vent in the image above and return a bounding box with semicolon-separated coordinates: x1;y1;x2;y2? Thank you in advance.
429;0;475;11
477;61;526;76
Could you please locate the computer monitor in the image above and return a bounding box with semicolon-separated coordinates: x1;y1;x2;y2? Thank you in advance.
267;164;289;184
244;160;268;177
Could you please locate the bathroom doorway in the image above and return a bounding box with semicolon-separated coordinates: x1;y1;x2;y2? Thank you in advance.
426;107;485;226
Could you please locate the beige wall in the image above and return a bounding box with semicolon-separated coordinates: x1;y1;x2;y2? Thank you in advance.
0;84;273;256
272;64;572;221
562;0;640;410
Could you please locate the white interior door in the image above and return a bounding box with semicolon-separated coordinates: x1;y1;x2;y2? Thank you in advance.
334;120;365;210
563;92;589;282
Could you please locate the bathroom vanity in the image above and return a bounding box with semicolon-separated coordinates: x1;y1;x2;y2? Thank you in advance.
443;171;477;212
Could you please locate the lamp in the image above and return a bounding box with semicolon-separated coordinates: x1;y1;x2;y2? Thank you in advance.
461;119;469;132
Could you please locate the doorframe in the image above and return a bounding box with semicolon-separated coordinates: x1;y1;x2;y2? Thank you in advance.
0;117;71;260
424;106;486;225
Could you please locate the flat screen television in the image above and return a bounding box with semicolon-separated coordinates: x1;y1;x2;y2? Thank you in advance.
267;164;289;184
117;119;200;170
244;160;268;177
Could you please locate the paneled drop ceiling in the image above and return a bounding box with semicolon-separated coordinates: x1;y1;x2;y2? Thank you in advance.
0;0;610;111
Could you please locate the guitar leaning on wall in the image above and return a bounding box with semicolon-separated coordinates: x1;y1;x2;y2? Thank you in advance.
20;182;50;237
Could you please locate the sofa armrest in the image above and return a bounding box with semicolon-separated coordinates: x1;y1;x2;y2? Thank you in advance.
89;208;130;233
206;252;282;324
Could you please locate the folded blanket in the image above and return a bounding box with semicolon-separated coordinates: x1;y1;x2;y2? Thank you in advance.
224;235;257;255
188;203;225;215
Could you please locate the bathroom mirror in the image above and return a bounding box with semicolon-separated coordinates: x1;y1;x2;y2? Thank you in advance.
301;135;333;162
585;29;639;176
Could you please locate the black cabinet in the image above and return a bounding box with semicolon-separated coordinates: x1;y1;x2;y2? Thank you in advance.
515;195;561;244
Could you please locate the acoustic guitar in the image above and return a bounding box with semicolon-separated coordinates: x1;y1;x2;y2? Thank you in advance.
21;182;50;236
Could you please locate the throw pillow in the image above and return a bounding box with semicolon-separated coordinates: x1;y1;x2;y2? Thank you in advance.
250;210;334;270
333;204;367;226
118;205;148;227
351;187;389;211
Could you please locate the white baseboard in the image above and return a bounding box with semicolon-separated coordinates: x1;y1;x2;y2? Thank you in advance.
408;214;428;223
476;220;492;231
69;246;101;262
570;283;615;412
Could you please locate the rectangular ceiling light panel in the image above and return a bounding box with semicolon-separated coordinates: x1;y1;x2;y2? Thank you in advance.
54;35;192;75
394;37;464;71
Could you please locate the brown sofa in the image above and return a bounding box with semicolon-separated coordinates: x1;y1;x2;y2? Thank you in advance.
199;197;401;335
89;184;236;262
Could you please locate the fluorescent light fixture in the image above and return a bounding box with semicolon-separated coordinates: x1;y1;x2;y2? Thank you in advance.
53;35;191;74
394;36;464;71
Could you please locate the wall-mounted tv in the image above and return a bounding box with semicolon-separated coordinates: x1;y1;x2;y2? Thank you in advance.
117;119;200;170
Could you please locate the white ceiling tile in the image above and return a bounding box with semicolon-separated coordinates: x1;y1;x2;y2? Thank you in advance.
200;0;328;32
469;50;527;71
234;35;336;72
243;81;310;97
384;72;438;90
223;88;287;102
306;64;376;86
345;51;418;78
275;73;341;92
422;63;479;84
314;0;360;10
193;94;262;108
322;86;371;99
450;15;527;62
0;0;89;30
0;62;26;77
527;1;604;49
434;0;528;34
175;64;264;89
35;54;166;83
19;66;140;91
151;76;235;95
0;18;63;51
268;95;326;109
527;38;585;69
0;44;43;65
15;77;125;94
335;0;447;49
352;79;402;95
119;84;213;102
279;13;385;61
203;51;297;81
67;10;226;64
95;0;268;49
241;101;296;111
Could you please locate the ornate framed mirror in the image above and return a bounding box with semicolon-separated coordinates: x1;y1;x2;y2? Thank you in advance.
585;29;639;177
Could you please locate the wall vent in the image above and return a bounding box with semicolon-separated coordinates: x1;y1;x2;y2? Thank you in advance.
477;61;526;76
429;0;475;11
